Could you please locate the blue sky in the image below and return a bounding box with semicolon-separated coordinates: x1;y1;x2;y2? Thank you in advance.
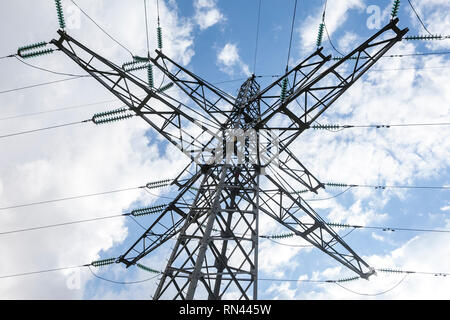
0;0;449;299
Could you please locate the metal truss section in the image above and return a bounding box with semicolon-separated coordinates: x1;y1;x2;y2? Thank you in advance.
258;18;408;152
263;144;324;193
151;50;235;126
51;31;223;164
250;49;330;120
228;76;261;129
259;174;374;279
118;166;204;267
153;164;260;300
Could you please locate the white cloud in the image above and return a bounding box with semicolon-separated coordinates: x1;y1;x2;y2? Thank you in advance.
217;43;251;76
0;0;195;299
297;0;364;53
371;232;385;242
194;0;225;30
407;0;450;50
338;32;360;52
218;43;239;66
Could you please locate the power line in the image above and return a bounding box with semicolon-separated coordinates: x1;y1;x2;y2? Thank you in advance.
304;187;353;201
0;213;124;236
326;222;450;234
0;185;145;212
332;51;450;61
324;23;344;56
0;180;446;214
0;54;15;60
143;0;151;57
333;274;409;297
0;119;90;140
14;55;87;77
323;182;450;191
0;109;140;139
371;65;450;72
322;0;344;56
253;0;262;75
0;76;86;95
2;203;449;237
0;97;125;122
311;122;450;131
212;75;279;85
88;265;159;285
0;264;88;280
69;0;134;57
386;51;450;58
260;268;450;283
156;0;161;26
347;122;450;128
348;184;450;190
407;0;433;36
1;262;448;284
285;0;298;71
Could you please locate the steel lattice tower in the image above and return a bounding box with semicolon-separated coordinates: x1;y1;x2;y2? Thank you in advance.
50;17;408;299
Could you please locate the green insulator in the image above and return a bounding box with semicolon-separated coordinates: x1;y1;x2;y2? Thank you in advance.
328;222;351;229
312;124;340;130
391;0;400;18
124;63;148;72
336;276;360;283
133;55;149;62
131;204;167;217
20;49;54;59
157;26;163;49
291;189;308;194
136;263;160;274
145;179;172;189
147;64;154;88
379;268;406;274
93;114;133;125
18;42;47;54
55;0;66;29
405;34;441;41
122;60;137;69
325;182;348;188
280;78;288;102
316;23;325;47
93;107;127;119
270;232;293;239
91;258;116;267
157;82;174;93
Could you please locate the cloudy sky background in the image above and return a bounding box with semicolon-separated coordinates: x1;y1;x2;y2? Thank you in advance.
0;0;449;299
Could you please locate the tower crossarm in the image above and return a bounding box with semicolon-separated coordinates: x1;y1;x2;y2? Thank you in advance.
259;135;324;193
259;174;375;279
251;48;330;122
50;30;223;164
118;166;205;267
151;50;236;125
256;18;408;153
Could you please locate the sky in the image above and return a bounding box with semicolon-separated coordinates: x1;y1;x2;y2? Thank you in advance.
0;0;449;300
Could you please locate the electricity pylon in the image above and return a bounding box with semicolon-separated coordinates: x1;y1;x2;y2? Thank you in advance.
50;18;408;299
